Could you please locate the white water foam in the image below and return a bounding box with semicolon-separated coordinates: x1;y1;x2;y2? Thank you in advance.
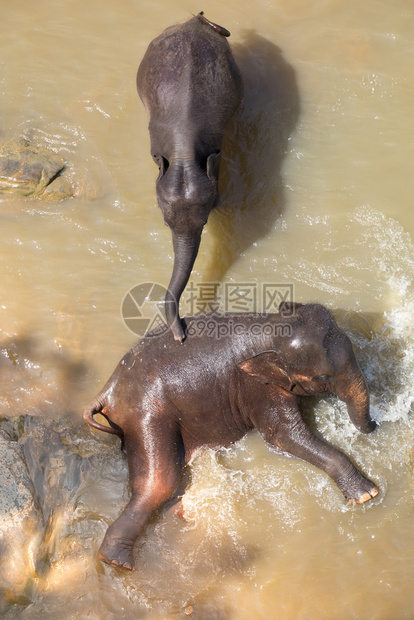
350;205;414;423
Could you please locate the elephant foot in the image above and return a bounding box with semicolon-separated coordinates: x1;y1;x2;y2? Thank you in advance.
99;538;135;571
342;473;379;505
171;500;195;521
357;419;377;435
349;485;379;505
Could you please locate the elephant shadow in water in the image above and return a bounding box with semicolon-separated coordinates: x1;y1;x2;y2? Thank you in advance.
204;30;300;282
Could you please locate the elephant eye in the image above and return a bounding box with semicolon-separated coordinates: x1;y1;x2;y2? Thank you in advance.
316;374;330;382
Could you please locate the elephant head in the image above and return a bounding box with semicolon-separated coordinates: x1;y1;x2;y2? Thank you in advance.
238;320;376;435
156;152;221;342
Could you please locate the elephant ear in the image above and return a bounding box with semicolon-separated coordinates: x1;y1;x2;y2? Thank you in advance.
238;351;292;390
153;154;169;177
206;150;221;180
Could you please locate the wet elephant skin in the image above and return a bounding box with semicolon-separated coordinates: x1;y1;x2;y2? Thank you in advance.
84;303;378;570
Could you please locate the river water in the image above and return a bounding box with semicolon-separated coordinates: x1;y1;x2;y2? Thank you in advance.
1;1;414;618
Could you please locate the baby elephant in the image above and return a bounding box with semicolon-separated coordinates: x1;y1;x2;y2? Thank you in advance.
84;303;378;570
137;13;243;342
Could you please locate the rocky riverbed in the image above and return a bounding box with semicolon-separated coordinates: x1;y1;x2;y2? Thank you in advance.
0;414;128;616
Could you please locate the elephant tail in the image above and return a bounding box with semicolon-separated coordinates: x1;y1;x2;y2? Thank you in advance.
196;12;231;37
83;397;125;447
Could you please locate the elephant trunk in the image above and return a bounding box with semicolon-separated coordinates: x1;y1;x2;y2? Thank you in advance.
334;365;376;434
165;231;202;342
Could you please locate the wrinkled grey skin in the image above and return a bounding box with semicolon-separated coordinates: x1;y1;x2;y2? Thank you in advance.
137;13;243;341
84;303;378;571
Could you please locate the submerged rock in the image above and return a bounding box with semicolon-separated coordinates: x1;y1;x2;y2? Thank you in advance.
0;415;128;615
0;427;41;610
0;136;102;201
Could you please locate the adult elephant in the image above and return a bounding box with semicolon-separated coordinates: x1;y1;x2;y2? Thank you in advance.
137;13;243;341
84;303;378;570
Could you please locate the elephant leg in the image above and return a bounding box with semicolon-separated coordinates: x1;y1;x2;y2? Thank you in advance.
99;416;184;570
256;391;378;504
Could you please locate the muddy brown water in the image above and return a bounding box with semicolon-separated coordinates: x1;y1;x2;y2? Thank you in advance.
1;1;414;618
